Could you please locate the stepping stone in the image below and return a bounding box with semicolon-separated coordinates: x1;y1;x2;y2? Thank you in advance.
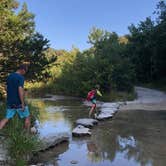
96;102;123;120
70;160;78;164
72;125;91;137
76;118;98;128
96;112;114;120
39;133;69;151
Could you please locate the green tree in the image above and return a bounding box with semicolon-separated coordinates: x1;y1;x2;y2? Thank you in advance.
0;0;55;99
53;27;135;96
127;1;166;83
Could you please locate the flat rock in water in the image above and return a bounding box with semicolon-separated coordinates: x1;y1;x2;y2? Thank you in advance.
101;102;120;108
29;164;44;166
70;160;78;164
39;133;69;151
96;112;114;120
76;118;98;128
100;107;117;114
72;125;91;136
96;102;124;120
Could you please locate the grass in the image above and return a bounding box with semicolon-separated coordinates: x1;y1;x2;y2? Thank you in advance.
0;103;41;166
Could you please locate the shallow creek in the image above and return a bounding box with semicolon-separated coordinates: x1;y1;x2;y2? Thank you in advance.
30;97;166;166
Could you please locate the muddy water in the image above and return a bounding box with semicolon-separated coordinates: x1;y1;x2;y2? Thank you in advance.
30;98;166;166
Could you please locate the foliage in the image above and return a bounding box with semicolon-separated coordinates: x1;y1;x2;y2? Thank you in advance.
47;28;135;97
25;1;166;100
1;0;165;101
127;0;166;83
0;0;56;99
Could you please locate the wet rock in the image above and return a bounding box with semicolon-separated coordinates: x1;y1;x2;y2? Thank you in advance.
30;126;38;134
72;125;91;136
70;160;78;164
29;164;44;166
96;112;114;120
101;102;120;108
76;118;98;128
31;142;68;164
39;133;69;151
96;102;121;120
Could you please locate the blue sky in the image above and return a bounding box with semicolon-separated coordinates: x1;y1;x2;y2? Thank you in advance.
18;0;157;50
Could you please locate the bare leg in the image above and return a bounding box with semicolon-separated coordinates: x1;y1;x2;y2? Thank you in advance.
24;116;31;131
89;104;96;118
0;118;9;129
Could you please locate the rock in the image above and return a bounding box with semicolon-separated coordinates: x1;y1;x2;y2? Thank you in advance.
39;133;69;151
96;112;113;120
76;118;98;128
100;107;117;114
95;102;122;120
70;160;78;164
30;126;38;134
101;102;120;108
72;125;91;136
0;132;69;164
29;164;46;166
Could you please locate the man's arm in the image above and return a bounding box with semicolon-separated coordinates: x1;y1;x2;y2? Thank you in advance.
18;86;25;111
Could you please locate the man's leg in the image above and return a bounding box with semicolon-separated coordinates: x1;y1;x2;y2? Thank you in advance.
0;108;16;129
17;106;31;130
24;116;31;131
0;118;9;129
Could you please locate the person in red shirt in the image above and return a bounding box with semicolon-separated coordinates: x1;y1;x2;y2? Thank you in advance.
86;85;102;118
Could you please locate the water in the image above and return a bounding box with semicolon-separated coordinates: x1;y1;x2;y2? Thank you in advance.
30;97;166;166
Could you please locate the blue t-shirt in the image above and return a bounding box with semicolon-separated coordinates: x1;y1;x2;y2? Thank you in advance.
7;73;24;107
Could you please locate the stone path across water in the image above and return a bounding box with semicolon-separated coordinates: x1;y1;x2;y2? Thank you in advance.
72;102;125;136
72;86;166;136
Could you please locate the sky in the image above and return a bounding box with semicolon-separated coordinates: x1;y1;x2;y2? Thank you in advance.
18;0;157;51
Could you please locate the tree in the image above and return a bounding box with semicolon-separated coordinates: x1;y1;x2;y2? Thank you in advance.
0;0;55;99
0;0;35;83
127;1;166;83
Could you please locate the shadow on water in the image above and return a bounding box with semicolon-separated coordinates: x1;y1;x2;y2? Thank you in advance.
30;98;166;166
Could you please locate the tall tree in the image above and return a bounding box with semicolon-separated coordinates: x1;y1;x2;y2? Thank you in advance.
0;0;55;98
127;1;166;83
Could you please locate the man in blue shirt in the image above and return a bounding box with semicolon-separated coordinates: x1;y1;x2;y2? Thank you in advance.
0;64;31;130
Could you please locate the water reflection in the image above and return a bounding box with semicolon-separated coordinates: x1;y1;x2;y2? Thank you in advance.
87;141;100;163
29;99;88;137
30;98;166;166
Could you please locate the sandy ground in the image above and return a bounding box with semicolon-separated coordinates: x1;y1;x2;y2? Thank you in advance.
120;86;166;111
